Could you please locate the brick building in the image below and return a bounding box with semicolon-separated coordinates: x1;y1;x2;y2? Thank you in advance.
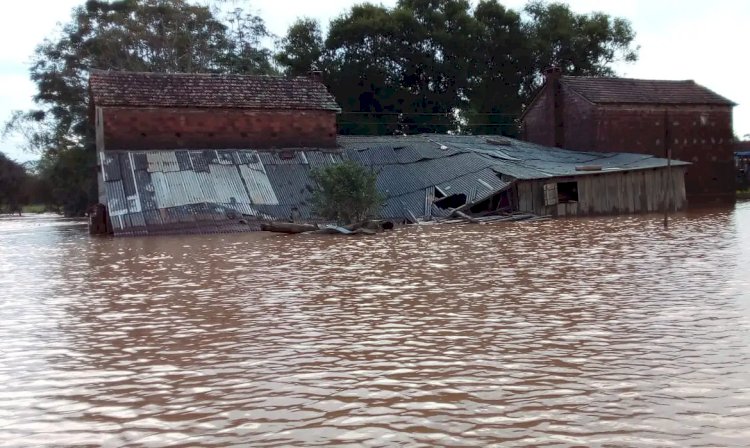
520;68;736;202
89;70;341;151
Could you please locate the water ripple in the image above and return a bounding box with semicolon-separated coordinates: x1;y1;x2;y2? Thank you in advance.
1;205;750;446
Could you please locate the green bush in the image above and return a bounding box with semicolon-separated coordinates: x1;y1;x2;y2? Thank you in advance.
311;161;383;224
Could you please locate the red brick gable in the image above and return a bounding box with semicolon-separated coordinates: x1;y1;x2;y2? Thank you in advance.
89;70;341;112
561;76;735;106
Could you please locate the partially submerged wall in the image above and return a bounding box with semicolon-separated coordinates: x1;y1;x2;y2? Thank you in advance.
514;167;688;217
593;105;734;202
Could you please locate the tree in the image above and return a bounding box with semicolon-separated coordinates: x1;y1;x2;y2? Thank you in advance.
4;0;276;216
0;153;31;214
275;18;324;76
311;161;383;224
324;3;404;135
276;0;638;136
392;0;475;133
523;1;638;94
466;1;531;135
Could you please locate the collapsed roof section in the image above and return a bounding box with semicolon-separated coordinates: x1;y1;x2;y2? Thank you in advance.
99;134;687;236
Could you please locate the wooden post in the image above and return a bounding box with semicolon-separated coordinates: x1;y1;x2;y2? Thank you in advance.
664;147;672;229
663;111;671;229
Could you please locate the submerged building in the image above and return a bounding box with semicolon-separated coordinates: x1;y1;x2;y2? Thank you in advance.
520;68;736;202
90;71;687;236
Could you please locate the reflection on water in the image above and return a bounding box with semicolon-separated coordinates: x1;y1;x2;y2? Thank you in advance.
1;206;750;447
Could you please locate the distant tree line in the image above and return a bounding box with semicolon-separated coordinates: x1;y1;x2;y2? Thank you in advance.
2;0;637;216
0;153;52;214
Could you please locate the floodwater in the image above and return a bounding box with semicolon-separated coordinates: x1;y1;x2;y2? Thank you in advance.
1;205;750;448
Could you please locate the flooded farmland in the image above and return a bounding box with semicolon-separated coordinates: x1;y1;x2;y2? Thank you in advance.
1;204;750;447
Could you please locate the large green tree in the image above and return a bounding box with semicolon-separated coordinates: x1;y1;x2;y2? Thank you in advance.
5;0;275;216
275;18;324;77
277;0;638;135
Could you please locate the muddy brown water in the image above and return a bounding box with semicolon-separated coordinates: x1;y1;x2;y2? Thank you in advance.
1;205;750;447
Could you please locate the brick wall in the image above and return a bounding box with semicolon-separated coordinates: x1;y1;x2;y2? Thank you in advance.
102;107;338;150
522;83;596;150
593;105;735;201
521;86;555;147
561;86;596;150
522;92;735;201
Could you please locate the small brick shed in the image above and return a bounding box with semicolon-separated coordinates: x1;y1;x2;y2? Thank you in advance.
520;68;736;202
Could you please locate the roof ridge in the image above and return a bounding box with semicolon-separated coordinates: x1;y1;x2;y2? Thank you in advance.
90;69;308;81
561;75;695;83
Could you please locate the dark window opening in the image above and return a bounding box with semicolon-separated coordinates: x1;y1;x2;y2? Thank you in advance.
434;193;467;210
175;132;182;138
140;132;147;137
240;132;248;138
469;190;512;215
558;181;579;203
208;132;215;137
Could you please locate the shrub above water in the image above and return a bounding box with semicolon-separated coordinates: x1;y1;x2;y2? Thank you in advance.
311;161;383;225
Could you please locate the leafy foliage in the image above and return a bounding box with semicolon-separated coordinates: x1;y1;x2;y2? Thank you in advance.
0;153;30;214
277;0;638;135
311;161;383;224
275;18;324;76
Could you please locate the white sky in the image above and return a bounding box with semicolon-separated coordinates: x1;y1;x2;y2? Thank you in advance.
1;0;748;162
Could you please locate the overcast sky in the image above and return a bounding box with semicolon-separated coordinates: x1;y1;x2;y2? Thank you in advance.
1;0;748;162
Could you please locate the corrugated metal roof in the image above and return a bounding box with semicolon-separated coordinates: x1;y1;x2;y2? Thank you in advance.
100;134;686;235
